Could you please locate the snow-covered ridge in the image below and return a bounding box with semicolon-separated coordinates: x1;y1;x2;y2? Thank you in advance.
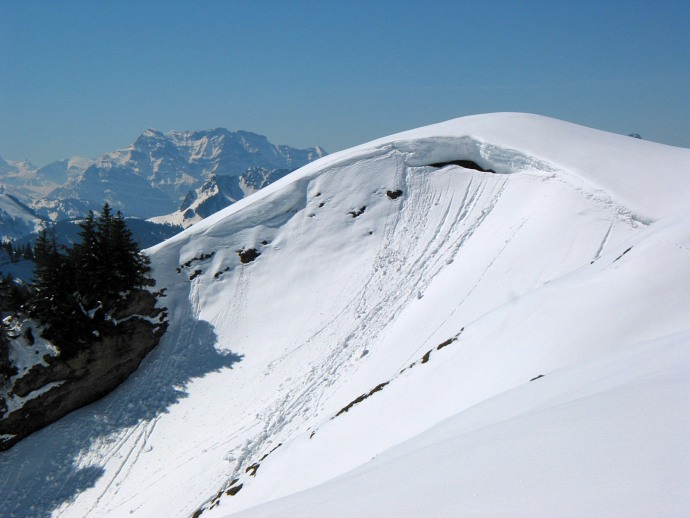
380;113;690;220
170;112;689;246
1;113;689;517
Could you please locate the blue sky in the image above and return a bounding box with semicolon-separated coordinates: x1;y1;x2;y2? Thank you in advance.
1;0;689;165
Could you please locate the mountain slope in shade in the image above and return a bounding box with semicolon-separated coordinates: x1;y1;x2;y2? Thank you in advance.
0;113;689;518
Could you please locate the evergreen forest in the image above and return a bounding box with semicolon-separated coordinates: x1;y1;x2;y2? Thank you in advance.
0;203;158;375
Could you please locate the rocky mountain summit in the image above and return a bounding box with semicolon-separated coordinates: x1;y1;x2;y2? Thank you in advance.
37;128;326;220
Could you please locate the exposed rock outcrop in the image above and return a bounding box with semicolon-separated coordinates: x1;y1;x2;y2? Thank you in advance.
0;289;167;451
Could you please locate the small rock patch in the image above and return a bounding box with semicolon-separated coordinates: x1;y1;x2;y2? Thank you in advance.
334;381;389;418
348;206;366;218
226;483;243;496
214;267;230;279
237;248;261;264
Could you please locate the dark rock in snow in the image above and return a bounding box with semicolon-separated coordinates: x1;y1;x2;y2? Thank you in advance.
0;290;167;451
348;206;366;218
237;248;261;264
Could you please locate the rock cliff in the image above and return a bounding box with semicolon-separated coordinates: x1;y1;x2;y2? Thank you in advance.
0;289;167;451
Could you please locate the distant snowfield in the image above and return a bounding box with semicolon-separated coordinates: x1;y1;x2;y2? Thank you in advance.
1;113;688;517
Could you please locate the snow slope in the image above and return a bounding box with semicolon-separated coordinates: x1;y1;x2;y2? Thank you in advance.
230;330;690;518
0;113;689;517
0;191;45;241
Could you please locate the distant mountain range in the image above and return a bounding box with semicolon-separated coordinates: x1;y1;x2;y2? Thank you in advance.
0;129;326;242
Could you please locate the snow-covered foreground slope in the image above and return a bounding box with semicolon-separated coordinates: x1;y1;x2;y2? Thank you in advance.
1;113;689;517
231;329;690;518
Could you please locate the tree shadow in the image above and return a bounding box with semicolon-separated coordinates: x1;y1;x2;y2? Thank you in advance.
0;293;242;517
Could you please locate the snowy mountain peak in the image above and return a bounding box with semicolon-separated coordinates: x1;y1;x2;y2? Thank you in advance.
150;166;294;228
2;113;689;517
30;128;327;221
142;128;166;139
0;155;36;176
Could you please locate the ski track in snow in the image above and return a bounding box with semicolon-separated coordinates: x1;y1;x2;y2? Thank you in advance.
195;153;644;514
24;163;637;516
2;114;688;517
198;157;524;508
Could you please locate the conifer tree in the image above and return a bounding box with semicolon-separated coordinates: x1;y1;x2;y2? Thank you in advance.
71;210;100;310
94;203;116;303
110;210;151;296
31;228;65;324
30;228;86;350
29;204;155;355
0;331;11;382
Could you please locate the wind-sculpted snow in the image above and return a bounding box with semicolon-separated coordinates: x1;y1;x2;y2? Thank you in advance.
391;136;557;175
1;113;689;517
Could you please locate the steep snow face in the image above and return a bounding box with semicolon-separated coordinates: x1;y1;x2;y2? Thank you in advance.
371;113;690;221
1;114;689;518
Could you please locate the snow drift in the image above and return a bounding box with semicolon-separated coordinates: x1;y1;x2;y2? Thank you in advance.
1;113;689;517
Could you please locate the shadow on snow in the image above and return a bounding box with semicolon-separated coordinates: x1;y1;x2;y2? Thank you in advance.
0;293;242;517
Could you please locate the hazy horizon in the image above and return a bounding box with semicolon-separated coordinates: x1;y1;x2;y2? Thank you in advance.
2;0;689;166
